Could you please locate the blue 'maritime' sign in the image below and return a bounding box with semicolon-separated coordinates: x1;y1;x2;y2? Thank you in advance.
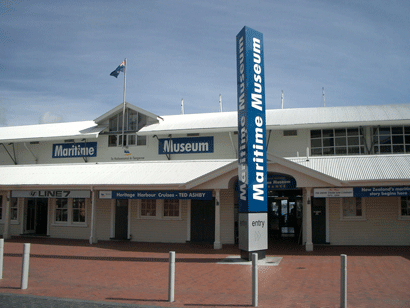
52;142;97;158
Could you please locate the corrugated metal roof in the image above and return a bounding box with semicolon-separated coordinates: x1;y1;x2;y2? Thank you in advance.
139;104;410;135
0;121;105;143
289;154;410;182
1;155;409;188
139;112;238;135
2;104;410;141
0;159;235;187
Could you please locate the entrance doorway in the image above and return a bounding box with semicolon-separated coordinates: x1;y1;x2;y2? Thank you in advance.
311;197;327;244
25;198;48;235
267;190;302;242
191;199;215;243
115;199;128;240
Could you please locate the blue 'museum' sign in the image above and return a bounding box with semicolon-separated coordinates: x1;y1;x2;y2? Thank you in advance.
236;26;267;213
158;136;214;155
52;142;97;158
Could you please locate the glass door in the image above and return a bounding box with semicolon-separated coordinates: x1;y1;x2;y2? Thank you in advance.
268;198;297;238
25;199;36;234
280;200;295;237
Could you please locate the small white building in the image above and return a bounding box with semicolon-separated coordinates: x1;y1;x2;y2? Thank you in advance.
1;102;410;250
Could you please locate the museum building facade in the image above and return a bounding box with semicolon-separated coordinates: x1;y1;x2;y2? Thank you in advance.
1;102;410;250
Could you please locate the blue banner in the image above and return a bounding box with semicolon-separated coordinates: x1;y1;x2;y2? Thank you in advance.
158;136;214;155
236;26;267;213
353;186;410;198
52;142;97;158
267;174;297;190
99;190;213;200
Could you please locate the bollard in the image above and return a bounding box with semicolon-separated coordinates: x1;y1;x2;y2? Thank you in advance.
340;254;347;308
0;239;4;279
252;253;258;307
168;251;175;303
21;243;31;290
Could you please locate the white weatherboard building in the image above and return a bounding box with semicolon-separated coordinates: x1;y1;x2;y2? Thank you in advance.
1;103;410;250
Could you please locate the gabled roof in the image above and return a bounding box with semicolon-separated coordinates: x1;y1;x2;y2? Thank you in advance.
0;121;104;143
267;154;343;187
139;103;410;135
94;102;160;124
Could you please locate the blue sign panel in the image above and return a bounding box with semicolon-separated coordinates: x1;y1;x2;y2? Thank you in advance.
267;174;297;190
353;186;410;198
99;190;213;200
52;142;97;158
236;26;267;213
158;137;214;155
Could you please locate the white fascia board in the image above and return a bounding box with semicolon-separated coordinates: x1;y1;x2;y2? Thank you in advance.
341;180;410;187
266;119;410;131
138;127;237;136
0;122;104;143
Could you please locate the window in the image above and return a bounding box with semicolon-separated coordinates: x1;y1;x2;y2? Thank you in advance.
108;108;147;147
54;198;87;225
10;198;18;221
373;126;410;154
55;198;68;222
0;197;19;222
163;199;180;218
400;197;410;220
140;199;157;217
72;198;86;223
341;197;365;220
311;128;365;156
283;130;297;136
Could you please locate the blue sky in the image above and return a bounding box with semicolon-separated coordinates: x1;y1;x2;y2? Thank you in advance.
1;0;409;126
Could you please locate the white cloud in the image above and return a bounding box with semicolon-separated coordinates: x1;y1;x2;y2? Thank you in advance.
39;111;63;124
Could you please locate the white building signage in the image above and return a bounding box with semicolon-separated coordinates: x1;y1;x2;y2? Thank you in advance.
52;142;97;158
158;137;214;155
314;188;354;198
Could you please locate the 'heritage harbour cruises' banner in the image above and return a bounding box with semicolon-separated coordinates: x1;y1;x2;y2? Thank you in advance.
236;26;268;257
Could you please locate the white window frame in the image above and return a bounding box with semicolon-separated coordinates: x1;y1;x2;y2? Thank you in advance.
72;198;87;224
373;125;410;155
0;195;3;222
53;198;88;227
107;109;148;148
310;128;365;156
138;199;160;219
10;197;19;223
0;197;20;225
340;197;366;221
398;196;410;220
162;199;182;220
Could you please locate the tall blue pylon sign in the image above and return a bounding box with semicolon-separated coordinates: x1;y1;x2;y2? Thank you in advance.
236;26;268;260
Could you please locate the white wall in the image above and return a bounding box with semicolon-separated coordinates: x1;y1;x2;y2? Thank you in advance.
0;127;315;166
328;197;410;245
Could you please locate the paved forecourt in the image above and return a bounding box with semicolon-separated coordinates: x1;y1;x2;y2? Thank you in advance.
1;238;410;307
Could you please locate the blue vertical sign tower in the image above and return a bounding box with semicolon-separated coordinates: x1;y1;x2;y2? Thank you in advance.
236;26;268;260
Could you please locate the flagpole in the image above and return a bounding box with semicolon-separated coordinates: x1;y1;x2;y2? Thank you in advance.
122;58;127;148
